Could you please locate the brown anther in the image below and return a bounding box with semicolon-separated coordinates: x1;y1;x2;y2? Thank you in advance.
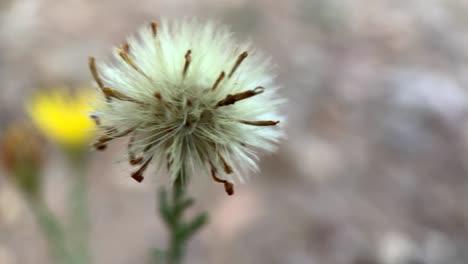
118;48;134;67
150;21;158;37
97;134;113;144
123;42;130;53
219;154;234;174
128;134;143;165
215;86;265;108
129;156;143;165
102;87;129;101
93;127;135;151
88;56;110;100
238;120;280;126
224;183;234;196
154;91;162;100
228;51;248;78
92;135;112;150
90;115;101;126
131;173;144;182
183;49;191;78
93;142;107;151
102;87;143;104
117;48;150;79
131;156;153;182
155;93;175;111
211;71;225;91
96;135;114;144
210;166;234;196
88;57;104;88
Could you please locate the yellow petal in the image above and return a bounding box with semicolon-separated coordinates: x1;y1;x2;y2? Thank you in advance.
27;87;97;147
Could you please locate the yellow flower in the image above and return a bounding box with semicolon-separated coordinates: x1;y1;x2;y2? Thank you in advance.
27;86;96;148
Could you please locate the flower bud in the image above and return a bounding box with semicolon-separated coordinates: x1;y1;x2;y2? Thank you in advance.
0;123;44;197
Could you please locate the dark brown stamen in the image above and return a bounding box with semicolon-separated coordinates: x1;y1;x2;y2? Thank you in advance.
154;91;162;100
183;49;191;78
93;142;107;151
117;48;150;79
122;42;130;53
88;56;110;101
93;127;135;151
224;182;234;196
92;136;112;150
128;134;143;165
90;115;101;126
102;87;143;104
99;135;113;143
150;21;158;37
228;51;248;78
238;120;280;126
215;86;264;108
211;71;225;91
88;57;104;89
130;156;143;165
210;165;234;196
131;156;153;182
154;92;176;111
219;154;234;174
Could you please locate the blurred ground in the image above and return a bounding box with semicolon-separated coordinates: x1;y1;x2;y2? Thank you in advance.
2;0;468;263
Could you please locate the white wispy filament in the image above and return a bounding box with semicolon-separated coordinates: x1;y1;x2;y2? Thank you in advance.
89;19;284;195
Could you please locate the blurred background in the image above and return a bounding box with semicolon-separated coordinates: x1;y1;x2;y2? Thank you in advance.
2;0;468;263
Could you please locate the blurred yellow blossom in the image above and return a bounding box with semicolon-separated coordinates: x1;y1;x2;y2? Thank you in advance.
27;86;96;148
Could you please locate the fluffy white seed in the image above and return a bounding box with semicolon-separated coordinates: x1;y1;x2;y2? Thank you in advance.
89;18;285;195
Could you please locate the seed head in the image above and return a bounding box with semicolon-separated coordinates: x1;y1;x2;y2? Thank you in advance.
89;19;285;195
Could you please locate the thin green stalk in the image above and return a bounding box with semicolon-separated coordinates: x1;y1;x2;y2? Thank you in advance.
16;163;76;264
30;199;75;264
155;170;208;264
167;176;186;264
66;148;92;264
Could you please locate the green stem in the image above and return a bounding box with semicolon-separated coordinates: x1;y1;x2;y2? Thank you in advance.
66;148;92;264
167;175;186;264
30;199;74;264
157;170;208;264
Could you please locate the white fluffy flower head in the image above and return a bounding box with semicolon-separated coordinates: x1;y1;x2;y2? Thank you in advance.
89;19;284;195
